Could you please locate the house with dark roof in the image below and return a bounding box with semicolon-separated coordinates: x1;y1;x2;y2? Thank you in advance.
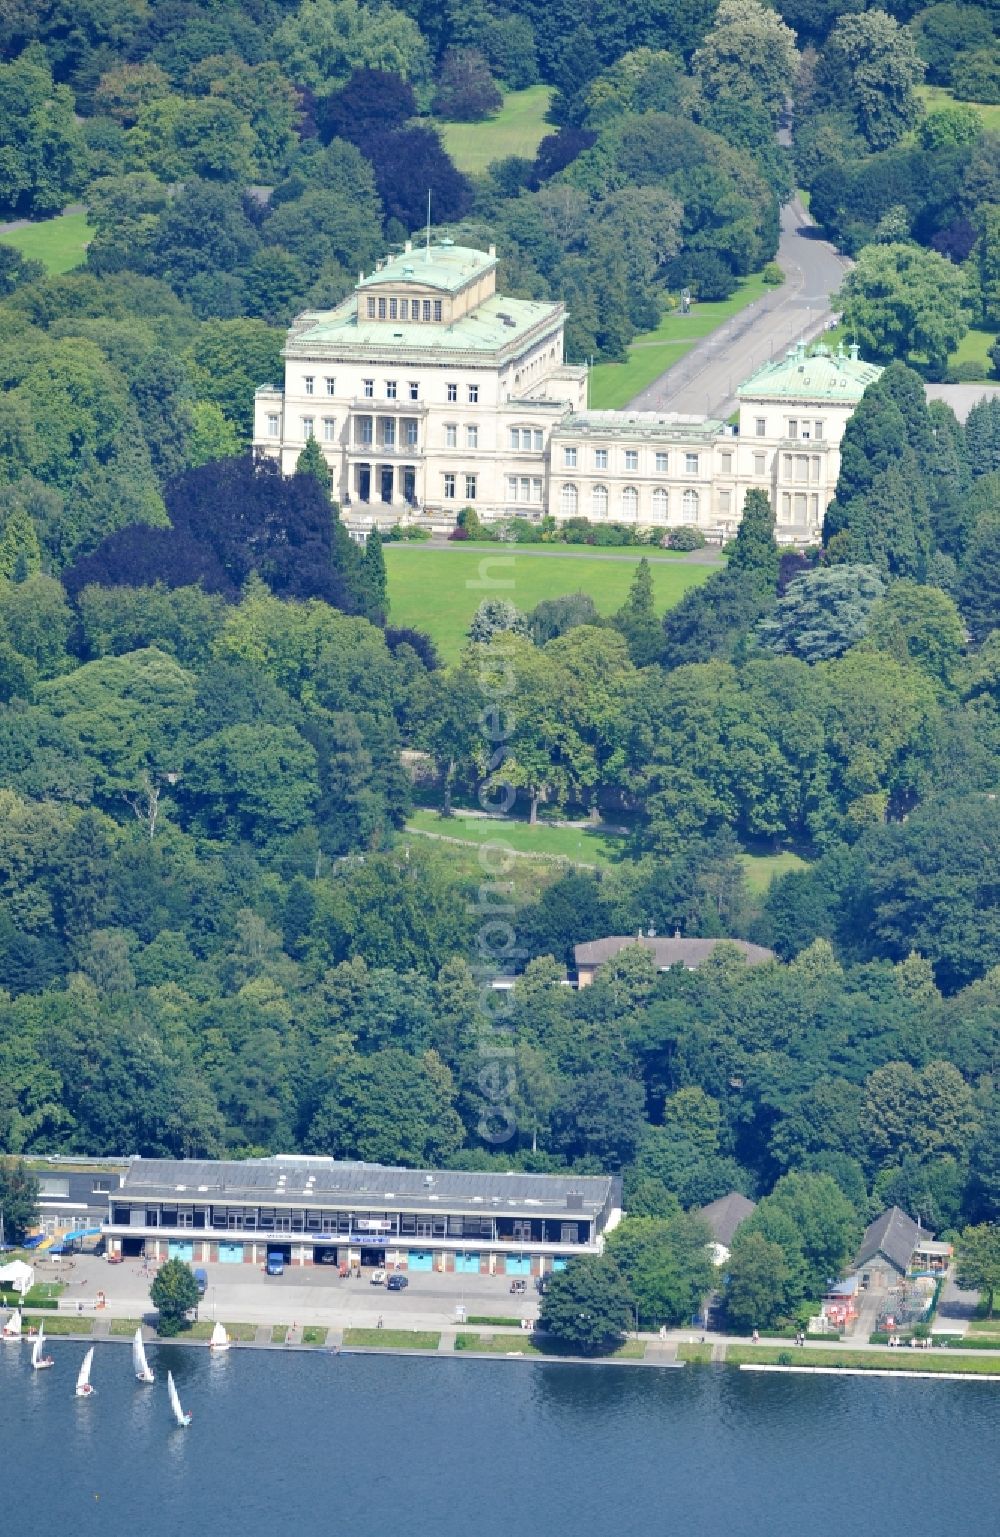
698;1192;757;1265
574;935;775;987
851;1207;932;1291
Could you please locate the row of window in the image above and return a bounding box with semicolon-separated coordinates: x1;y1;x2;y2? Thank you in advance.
560;446;711;475
443;473;477;500
301;378;484;405
445;424;477;448
753;417;825;440
780;492;822;523
506;477;544;504
509;427;546;452
366;295;443;321
558;484;750;521
354;416;420;448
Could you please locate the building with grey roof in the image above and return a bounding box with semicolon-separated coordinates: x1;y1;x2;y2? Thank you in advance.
574;935;775;987
103;1156;620;1279
699;1193;757;1255
851;1207;932;1290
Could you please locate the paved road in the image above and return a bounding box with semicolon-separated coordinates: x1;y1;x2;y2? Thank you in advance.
630;197;851;419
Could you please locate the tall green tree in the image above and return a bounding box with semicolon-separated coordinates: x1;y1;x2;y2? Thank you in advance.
150;1256;200;1336
538;1254;635;1354
955;1223;1000;1316
0;1156;39;1243
731;489;780;589
361;528;388;622
836;244;968;374
613;557;661;666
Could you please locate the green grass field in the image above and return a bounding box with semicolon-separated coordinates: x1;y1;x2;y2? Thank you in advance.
1;210;92;274
917;84;1000;136
739;851;809;894
343;1328;441;1350
947;327;996;380
436;86;554;175
385;545;713;662
726;1343;1000;1374
590;273;773;409
23;1314;93;1335
406;808;627;867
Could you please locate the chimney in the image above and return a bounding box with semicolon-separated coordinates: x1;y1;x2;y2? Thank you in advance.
849;342;860;362
404;239;412;254
488;244;496;258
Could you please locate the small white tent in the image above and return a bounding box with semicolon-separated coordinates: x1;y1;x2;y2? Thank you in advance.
0;1260;34;1296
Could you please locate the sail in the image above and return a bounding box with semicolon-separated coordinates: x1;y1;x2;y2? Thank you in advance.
167;1370;187;1427
76;1347;94;1393
133;1327;152;1380
210;1321;229;1349
3;1309;21;1338
32;1331;41;1368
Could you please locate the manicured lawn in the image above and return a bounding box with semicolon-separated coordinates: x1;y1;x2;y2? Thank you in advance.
301;1325;327;1345
406;808;626;867
967;1316;1000;1335
948;327;996;381
677;1342;714;1363
271;1325;289;1344
384;544;713;662
917;84;1000;136
590;273;773;409
24;1314;92;1335
726;1344;1000;1373
436;87;554;175
455;1332;645;1358
1;210;92;274
110;1318;143;1336
184;1319;257;1341
739;850;809;894
343;1328;441;1350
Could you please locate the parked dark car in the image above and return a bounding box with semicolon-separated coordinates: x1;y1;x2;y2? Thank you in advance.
387;1274;409;1290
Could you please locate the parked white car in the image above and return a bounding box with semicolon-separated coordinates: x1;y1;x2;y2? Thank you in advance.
370;1269;387;1285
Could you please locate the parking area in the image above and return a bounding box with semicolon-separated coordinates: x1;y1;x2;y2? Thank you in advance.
48;1254;542;1331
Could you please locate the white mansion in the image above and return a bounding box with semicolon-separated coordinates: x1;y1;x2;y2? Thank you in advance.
253;241;882;544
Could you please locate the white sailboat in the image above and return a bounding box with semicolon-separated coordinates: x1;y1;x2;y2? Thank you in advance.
208;1321;230;1353
133;1326;154;1383
1;1308;22;1340
31;1321;54;1370
167;1370;191;1428
75;1346;95;1398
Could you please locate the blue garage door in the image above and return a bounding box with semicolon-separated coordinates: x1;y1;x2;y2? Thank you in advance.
219;1243;243;1264
506;1255;531;1276
455;1252;481;1274
408;1251;433;1272
168;1241;194;1262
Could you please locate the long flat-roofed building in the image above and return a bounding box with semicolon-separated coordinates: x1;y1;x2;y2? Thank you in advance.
103;1157;620;1278
254;238;882;544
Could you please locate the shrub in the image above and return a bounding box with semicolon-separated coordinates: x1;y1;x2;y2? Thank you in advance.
776;1350;794;1365
667;525;707;550
762;262;785;285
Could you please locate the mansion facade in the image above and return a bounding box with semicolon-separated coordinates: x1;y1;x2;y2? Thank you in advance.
253;241;882;544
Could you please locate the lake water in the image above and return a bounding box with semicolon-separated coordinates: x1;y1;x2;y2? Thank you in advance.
5;1341;999;1536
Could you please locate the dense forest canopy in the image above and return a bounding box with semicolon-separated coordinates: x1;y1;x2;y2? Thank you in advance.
0;0;998;1317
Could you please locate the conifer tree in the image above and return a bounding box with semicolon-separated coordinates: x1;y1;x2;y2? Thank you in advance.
613;557;660;666
361;527;388;622
295;436;331;492
731;489;780;589
0;507;42;582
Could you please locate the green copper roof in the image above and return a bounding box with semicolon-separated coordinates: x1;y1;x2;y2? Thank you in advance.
555;410;726;441
357;242;495;295
738;342;883;402
287;293;561;358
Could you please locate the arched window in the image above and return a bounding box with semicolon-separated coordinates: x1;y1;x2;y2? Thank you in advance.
622;485;639;519
592;484;608;518
682;488;699;521
652;488;668;522
560;483;578;517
